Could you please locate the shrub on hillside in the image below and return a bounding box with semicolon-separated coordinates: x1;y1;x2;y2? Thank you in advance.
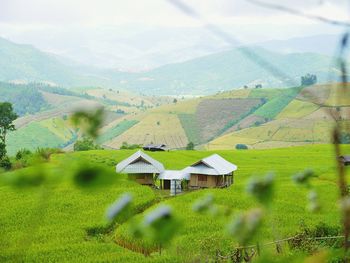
16;149;32;160
235;144;248;150
74;138;102;152
0;156;12;170
288;222;341;253
186;142;195;150
120;142;141;150
35;147;64;161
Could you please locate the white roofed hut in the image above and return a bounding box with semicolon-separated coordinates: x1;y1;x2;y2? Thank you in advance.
184;154;237;188
158;170;190;194
116;150;164;185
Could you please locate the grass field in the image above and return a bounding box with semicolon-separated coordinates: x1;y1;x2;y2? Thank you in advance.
0;145;347;262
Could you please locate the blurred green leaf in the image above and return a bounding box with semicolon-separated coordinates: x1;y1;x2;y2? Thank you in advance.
292;169;315;187
193;194;214;213
307;190;320;213
72;161;117;189
143;205;179;245
227;208;263;246
247;173;274;205
1;165;47;188
71;108;105;139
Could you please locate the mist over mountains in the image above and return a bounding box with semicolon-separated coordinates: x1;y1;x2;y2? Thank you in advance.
0;34;344;95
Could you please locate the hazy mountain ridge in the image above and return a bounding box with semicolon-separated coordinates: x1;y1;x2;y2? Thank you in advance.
0;36;343;95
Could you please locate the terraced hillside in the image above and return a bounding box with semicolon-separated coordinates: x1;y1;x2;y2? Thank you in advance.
4;82;348;153
100;83;350;151
208;84;349;150
3;83;161;154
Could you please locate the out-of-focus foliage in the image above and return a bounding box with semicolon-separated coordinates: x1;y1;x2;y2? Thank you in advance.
246;173;274;205
71;108;105;139
292;169;315;187
192;194;214;213
72;161;118;189
227;208;263;245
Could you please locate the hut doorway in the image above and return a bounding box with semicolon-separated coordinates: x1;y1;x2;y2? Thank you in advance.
163;179;171;189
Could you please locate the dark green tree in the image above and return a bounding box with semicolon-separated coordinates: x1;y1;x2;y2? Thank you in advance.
301;74;317;86
186;142;194;150
0;102;18;159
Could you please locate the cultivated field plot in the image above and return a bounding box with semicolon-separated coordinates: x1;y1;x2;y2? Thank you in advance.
276;99;320;119
297;84;330;105
40;91;80;107
225;114;267;134
7;122;67;155
178;113;200;145
325;84;350;106
210;88;251;99
86;88;154;107
98;119;139;144
151;98;201;114
105;113;189;149
0;145;345;262
14;99;102;129
195;98;263;142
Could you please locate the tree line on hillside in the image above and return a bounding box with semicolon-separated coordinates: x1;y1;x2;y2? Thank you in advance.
0;82;48;115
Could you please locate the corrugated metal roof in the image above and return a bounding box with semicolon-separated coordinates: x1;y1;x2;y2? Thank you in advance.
184;154;237;176
116;150;164;174
159;170;190;180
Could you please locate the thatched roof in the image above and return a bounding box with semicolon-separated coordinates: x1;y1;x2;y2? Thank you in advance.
116;150;165;174
184;154;237;176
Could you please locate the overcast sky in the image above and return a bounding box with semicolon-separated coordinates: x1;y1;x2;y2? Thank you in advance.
0;0;349;69
1;0;349;27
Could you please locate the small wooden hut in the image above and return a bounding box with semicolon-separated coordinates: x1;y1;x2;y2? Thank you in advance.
116;150;164;185
184;154;237;188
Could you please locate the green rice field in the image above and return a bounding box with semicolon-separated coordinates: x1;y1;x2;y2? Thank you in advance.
0;144;347;262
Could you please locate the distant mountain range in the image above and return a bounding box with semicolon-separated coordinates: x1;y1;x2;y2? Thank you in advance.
0;36;344;95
